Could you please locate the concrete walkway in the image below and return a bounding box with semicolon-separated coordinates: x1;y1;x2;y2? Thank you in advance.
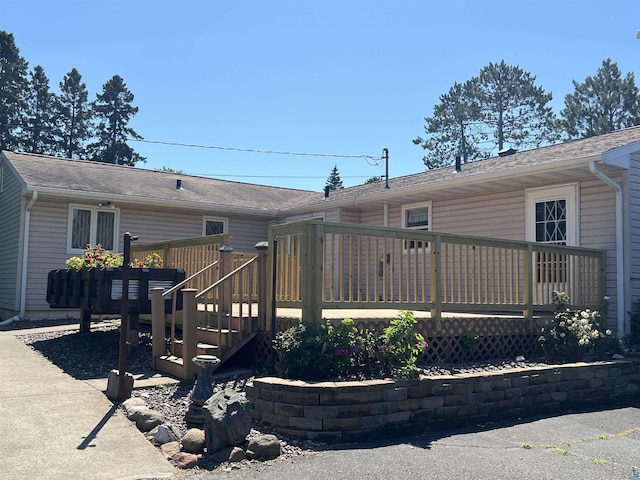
0;329;175;480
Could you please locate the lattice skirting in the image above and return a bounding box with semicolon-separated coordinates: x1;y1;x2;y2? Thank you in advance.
246;316;545;367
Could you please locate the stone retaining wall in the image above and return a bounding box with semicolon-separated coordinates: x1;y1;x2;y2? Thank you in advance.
246;360;640;443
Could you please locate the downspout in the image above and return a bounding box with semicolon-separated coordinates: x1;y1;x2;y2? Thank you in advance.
589;161;624;335
19;190;38;318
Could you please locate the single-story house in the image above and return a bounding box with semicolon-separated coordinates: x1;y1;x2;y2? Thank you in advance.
2;125;640;334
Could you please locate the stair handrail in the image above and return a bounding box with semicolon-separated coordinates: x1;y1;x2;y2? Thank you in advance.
196;256;258;299
165;260;220;355
163;260;220;298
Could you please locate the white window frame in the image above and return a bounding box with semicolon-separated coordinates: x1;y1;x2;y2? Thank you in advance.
525;184;578;246
202;216;228;236
66;204;120;254
401;201;432;253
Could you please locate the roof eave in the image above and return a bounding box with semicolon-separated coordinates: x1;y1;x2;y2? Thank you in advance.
305;153;608;211
23;186;285;218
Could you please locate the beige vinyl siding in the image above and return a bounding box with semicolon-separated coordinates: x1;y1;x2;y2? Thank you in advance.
120;209;268;253
227;217;269;252
433;189;525;240
340;208;361;224
25;200;70;315
24;201;272;316
0;163;24;311
629;156;640;310
579;175;620;326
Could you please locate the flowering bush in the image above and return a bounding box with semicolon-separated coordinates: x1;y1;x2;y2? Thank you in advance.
65;245;163;270
273;311;429;381
539;291;619;362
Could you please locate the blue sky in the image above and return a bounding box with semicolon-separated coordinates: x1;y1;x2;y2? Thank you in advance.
3;0;639;190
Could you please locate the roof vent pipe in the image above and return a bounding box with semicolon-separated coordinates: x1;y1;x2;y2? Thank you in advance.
455;155;461;172
498;147;517;157
176;179;182;190
324;185;330;198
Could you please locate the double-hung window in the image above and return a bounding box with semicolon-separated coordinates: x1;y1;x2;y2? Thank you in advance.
402;202;432;252
68;205;119;253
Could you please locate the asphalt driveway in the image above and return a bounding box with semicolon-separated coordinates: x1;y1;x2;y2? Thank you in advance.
184;404;640;480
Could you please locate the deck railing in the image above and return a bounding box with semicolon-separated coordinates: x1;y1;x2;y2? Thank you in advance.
269;220;606;323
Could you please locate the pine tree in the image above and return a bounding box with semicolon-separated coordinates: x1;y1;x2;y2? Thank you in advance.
53;68;92;158
560;59;640;139
325;165;344;191
413;80;485;169
476;61;558;152
414;61;560;169
90;74;145;165
23;65;56;154
0;31;29;151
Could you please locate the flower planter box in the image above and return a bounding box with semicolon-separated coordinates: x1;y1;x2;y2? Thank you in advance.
46;268;185;315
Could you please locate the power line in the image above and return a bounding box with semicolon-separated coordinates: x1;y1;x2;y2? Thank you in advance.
130;137;381;161
193;173;376;179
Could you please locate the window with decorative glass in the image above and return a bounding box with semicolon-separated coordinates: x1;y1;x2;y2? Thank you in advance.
203;217;227;236
68;205;118;253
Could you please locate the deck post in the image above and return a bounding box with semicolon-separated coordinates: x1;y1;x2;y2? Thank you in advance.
301;221;323;324
430;234;442;331
523;245;533;319
182;288;198;379
150;287;165;368
255;241;269;331
219;244;234;314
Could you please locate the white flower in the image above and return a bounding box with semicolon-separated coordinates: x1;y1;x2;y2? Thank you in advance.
606;329;612;336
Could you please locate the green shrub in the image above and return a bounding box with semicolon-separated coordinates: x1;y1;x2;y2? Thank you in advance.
273;310;428;381
539;291;619;363
460;330;480;357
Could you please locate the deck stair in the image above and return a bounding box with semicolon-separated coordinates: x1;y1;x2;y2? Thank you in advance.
149;245;266;380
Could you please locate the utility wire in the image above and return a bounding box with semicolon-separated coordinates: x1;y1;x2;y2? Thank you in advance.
130;137;381;161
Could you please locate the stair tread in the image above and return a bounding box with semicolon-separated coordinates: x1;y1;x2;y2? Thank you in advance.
156;354;183;365
197;327;239;334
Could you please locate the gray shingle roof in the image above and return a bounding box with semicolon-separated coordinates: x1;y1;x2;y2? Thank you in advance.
317;125;640;205
2;151;323;214
5;126;640;214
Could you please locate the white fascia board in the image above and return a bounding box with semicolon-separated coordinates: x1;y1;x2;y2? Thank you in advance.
602;142;640;168
24;187;283;218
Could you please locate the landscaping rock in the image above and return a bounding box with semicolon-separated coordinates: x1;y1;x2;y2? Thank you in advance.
203;388;252;453
147;423;179;445
128;406;166;432
229;446;247;463
181;428;206;453
121;397;146;417
172;452;198;469
160;441;181;460
246;434;281;460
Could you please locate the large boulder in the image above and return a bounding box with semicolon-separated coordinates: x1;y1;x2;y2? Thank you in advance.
181;428;206;454
246;434;281;460
203;388;252;453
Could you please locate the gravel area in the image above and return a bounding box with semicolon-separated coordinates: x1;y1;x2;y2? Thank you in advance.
11;319;549;475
